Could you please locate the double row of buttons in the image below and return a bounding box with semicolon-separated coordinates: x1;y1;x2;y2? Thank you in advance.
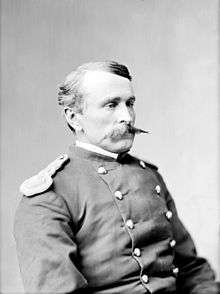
124;211;176;285
98;164;177;286
98;167;149;282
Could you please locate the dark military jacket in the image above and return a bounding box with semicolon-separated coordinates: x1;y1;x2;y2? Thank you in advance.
14;145;217;294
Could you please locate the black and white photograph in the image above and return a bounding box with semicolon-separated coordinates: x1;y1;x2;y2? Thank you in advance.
1;0;219;293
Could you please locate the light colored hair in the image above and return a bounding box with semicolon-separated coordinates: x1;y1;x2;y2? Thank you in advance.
58;61;132;114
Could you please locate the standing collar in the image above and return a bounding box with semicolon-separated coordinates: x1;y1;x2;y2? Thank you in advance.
68;142;131;172
75;140;118;160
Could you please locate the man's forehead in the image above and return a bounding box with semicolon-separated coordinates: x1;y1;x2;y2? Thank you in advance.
81;70;133;96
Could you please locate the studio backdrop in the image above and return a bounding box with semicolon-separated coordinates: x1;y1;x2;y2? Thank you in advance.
1;0;219;292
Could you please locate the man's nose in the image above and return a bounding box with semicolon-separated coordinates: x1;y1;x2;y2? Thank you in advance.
118;104;134;124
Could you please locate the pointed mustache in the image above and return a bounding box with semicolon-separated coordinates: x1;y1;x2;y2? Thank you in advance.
105;123;149;139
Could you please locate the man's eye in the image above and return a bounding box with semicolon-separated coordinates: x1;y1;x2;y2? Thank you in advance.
106;102;117;109
127;100;135;107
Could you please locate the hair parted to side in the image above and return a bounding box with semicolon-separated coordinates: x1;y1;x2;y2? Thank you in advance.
58;61;132;114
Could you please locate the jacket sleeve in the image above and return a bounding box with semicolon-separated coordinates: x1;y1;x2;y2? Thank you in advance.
14;191;88;294
161;178;218;294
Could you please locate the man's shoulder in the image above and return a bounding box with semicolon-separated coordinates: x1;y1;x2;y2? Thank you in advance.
19;150;94;198
128;153;158;171
19;154;70;197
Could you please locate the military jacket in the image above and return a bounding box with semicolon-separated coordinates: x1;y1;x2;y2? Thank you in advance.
14;145;218;294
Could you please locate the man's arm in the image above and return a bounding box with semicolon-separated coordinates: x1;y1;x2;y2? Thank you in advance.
14;191;88;294
162;179;218;293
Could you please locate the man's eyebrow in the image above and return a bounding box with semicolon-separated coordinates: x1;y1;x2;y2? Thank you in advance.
102;96;136;105
99;97;119;107
102;97;120;104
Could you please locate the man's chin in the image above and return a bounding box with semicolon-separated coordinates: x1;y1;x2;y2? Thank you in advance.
107;138;134;154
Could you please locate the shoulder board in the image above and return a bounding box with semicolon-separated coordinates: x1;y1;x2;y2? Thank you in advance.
20;154;69;197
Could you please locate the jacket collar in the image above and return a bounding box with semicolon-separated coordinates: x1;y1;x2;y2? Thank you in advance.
75;140;118;159
68;144;130;171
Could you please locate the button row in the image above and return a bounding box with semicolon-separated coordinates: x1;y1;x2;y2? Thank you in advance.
98;164;176;287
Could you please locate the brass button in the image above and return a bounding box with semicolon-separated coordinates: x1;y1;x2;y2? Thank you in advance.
173;267;179;276
155;184;161;194
142;274;149;283
165;210;173;220
97;166;107;174
134;248;141;257
126;219;134;229
114;190;123;200
170;239;176;248
139;160;146;169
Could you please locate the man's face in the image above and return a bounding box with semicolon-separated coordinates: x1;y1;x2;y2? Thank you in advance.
76;70;136;153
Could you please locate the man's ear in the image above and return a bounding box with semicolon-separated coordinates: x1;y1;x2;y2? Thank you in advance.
64;107;83;132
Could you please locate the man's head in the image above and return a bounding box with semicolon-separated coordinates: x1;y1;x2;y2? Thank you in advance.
58;61;136;154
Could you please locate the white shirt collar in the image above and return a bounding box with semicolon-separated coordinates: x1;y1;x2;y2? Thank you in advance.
75;140;118;159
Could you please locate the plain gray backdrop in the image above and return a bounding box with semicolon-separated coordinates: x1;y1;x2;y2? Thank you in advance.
1;0;219;292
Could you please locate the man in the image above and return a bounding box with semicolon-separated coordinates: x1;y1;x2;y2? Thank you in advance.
14;61;218;293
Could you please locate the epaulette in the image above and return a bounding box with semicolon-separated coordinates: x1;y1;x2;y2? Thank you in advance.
20;154;69;197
